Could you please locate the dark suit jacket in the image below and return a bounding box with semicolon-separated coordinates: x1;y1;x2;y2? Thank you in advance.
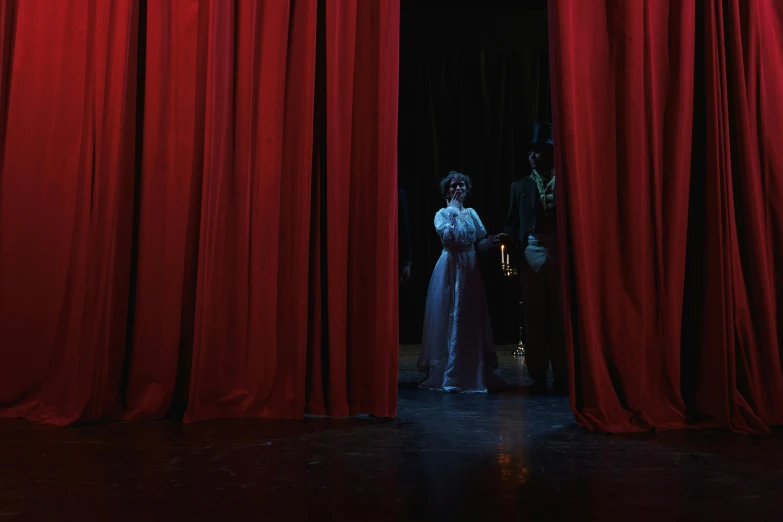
398;188;412;268
503;176;557;251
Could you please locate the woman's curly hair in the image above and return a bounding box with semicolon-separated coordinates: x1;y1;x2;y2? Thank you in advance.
439;171;473;199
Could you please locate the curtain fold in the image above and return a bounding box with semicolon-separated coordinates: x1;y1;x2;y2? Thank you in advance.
0;0;17;171
181;0;315;422
123;0;204;420
0;0;140;425
549;0;783;433
307;0;399;417
0;0;399;426
695;0;783;432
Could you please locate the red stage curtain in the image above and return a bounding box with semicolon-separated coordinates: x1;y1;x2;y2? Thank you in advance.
0;0;16;168
0;0;399;426
549;0;783;433
0;0;140;425
126;0;320;422
306;0;400;417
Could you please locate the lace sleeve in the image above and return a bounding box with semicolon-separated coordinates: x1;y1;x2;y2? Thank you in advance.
471;209;487;241
472;209;494;253
434;207;469;245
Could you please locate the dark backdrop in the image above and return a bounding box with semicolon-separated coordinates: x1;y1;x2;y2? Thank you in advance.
398;3;551;344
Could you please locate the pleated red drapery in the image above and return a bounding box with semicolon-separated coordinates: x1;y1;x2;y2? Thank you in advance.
306;0;400;417
0;0;140;424
127;0;320;422
0;0;400;426
549;0;783;433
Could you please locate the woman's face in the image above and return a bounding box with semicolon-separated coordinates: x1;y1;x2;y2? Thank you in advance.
447;177;467;201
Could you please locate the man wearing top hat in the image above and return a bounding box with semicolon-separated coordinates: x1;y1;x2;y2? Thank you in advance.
504;123;567;394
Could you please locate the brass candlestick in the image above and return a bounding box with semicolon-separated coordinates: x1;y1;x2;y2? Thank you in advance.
501;262;518;277
513;344;526;357
514;305;526;358
501;259;525;357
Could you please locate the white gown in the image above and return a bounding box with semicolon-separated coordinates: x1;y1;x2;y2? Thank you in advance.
417;206;510;392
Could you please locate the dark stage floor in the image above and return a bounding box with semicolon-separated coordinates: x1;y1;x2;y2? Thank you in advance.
1;346;782;521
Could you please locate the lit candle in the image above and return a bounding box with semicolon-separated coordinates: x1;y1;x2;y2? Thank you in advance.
501;244;505;266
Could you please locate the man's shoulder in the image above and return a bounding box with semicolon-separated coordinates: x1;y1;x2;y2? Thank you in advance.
511;176;534;189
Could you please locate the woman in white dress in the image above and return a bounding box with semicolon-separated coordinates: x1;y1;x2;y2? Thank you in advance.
418;171;512;393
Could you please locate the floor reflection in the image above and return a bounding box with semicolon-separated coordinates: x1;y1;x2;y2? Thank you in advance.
399;344;537;388
0;348;781;521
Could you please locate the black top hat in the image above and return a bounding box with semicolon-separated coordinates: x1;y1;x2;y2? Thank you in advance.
530;122;554;146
